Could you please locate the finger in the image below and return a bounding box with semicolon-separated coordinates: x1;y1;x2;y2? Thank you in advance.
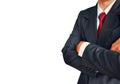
115;38;120;44
112;38;120;46
76;42;80;53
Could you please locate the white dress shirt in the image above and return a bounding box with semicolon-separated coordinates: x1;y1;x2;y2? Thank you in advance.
78;0;116;57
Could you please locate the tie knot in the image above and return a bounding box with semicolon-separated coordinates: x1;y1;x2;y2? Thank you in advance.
99;12;106;21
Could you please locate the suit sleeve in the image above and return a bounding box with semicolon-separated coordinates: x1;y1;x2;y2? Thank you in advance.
62;11;99;76
82;44;120;79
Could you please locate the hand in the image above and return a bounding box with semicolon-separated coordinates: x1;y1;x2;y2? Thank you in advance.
110;38;120;53
76;41;85;53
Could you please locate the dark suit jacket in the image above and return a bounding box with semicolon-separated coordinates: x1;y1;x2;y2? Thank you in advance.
62;0;120;84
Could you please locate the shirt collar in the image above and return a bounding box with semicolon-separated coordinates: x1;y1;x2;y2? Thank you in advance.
97;0;116;16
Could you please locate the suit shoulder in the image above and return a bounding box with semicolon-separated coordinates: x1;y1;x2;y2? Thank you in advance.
83;6;96;12
78;6;96;17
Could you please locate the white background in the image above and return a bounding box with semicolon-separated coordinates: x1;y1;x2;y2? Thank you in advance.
0;0;97;84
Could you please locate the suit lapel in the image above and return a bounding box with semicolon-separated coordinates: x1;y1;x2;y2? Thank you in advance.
83;6;97;44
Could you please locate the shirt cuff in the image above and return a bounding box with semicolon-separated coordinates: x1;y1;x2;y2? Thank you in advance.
78;42;90;57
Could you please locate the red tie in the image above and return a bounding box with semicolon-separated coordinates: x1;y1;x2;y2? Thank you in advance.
97;12;106;36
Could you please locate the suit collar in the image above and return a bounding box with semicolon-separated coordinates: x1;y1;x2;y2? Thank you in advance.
111;0;120;11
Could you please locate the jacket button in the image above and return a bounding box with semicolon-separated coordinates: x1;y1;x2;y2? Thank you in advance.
96;71;99;73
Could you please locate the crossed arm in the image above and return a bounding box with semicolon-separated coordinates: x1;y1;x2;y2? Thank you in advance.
76;38;120;54
76;39;120;79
